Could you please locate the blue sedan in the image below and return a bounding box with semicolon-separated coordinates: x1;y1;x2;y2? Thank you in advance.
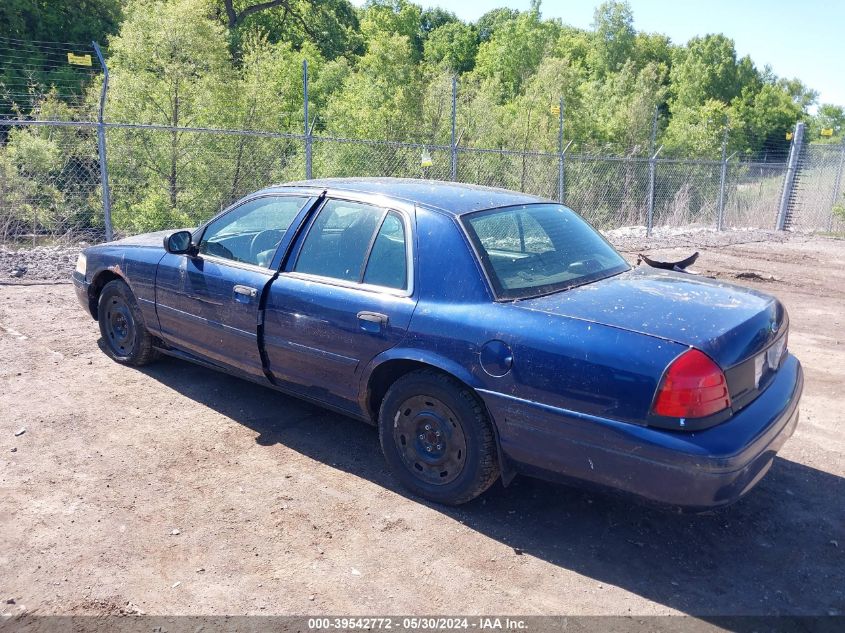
72;178;802;508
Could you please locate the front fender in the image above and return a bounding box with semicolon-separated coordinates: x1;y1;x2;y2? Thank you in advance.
84;246;165;333
83;254;129;317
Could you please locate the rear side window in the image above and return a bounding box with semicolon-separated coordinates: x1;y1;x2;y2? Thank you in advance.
363;212;407;290
463;204;629;300
295;200;383;282
294;200;409;291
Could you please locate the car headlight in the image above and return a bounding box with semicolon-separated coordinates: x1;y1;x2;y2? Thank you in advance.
75;253;87;276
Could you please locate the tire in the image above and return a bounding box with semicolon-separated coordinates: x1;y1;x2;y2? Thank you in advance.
378;369;499;505
97;279;159;366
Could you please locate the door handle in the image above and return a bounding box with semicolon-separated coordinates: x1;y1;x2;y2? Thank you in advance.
357;311;388;333
233;285;258;299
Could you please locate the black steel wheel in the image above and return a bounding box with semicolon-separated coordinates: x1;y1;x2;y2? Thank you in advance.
97;279;159;366
103;293;136;357
392;394;468;486
379;369;499;505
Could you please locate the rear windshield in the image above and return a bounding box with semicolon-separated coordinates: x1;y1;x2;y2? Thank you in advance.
462;204;629;300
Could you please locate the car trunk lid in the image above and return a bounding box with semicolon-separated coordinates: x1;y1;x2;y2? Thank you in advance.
515;267;786;369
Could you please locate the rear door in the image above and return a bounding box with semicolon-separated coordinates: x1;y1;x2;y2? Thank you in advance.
155;194;313;377
263;197;416;411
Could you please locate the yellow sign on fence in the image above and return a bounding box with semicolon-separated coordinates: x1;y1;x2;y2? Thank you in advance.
821;128;834;137
420;149;433;168
67;52;92;66
786;132;793;140
550;105;561;116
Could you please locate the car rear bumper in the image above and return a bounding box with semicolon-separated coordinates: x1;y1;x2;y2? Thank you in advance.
481;355;803;509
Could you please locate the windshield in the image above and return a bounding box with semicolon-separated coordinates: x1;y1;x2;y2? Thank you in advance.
462;204;629;300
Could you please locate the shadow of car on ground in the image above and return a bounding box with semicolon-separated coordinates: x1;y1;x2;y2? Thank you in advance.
139;355;844;617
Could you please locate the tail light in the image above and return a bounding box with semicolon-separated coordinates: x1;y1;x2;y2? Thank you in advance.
652;349;731;419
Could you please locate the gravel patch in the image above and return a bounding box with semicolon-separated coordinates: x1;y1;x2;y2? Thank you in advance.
603;225;812;253
0;244;86;283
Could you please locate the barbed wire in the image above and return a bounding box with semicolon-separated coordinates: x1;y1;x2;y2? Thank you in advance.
0;37;103;119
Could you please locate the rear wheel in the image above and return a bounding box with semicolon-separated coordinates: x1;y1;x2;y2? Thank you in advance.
378;370;499;505
97;279;159;366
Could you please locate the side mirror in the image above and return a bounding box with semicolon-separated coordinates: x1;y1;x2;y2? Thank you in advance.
164;230;194;255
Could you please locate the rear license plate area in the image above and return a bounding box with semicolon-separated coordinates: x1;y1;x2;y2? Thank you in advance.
754;335;787;388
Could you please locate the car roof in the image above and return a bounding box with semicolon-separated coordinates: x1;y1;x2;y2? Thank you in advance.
259;177;548;216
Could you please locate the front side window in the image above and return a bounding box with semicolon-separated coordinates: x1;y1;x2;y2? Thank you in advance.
463;204;629;300
294;200;409;291
199;196;309;267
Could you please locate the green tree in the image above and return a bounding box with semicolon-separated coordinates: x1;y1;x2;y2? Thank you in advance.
0;0;122;115
808;104;845;143
360;0;424;60
777;77;817;111
323;29;420;140
670;34;749;108
552;26;593;72
633;32;672;75
217;0;363;61
319;28;430;178
105;0;239;231
423;22;478;74
582;61;666;153
475;7;519;42
589;1;635;76
213;36;323;199
663;99;729;158
0;0;122;44
510;56;583;149
420;7;458;35
728;82;804;158
472;6;557;100
0;95;100;239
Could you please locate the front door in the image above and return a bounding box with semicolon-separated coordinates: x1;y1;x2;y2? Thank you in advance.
155;194;313;377
263;198;416;410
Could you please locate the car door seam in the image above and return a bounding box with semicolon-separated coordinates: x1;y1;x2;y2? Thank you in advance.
258;191;327;385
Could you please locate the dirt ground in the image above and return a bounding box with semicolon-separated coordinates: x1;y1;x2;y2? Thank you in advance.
0;234;843;618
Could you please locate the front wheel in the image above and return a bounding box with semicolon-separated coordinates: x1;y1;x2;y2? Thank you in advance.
378;370;499;505
97;279;159;366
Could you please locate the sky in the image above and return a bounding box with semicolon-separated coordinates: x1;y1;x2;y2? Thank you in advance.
351;0;845;108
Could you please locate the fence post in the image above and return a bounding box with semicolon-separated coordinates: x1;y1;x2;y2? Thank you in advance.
648;105;659;154
646;145;662;237
92;42;112;241
644;106;659;236
450;76;458;181
776;121;804;230
828;141;845;231
557;96;564;203
303;59;312;180
716;127;729;231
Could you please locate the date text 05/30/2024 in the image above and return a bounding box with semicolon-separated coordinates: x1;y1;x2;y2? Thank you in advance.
307;618;528;630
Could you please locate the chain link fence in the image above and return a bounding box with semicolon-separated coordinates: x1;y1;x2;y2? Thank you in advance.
0;121;103;244
724;161;789;229
1;39;843;248
105;125;306;235
4;119;839;247
788;143;845;232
